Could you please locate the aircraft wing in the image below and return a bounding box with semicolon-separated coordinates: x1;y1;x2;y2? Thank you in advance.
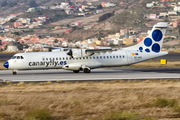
85;48;113;54
44;46;69;52
67;48;114;58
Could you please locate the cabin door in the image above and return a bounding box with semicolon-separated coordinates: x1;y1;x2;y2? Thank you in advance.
126;51;132;64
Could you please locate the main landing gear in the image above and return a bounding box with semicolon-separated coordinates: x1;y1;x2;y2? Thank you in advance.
73;67;91;73
73;70;79;73
83;68;91;73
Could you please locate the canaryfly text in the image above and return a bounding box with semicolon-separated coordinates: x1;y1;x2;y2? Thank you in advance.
29;61;67;67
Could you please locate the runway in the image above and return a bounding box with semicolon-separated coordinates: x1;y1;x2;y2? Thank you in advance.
0;67;180;82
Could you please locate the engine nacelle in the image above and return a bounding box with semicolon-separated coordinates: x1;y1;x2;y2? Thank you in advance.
67;49;92;58
62;64;81;71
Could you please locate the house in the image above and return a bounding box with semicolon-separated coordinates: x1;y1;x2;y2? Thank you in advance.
174;6;180;12
14;21;23;28
6;41;19;52
149;14;158;19
96;9;104;14
123;38;134;46
172;20;179;27
146;3;154;8
168;11;177;16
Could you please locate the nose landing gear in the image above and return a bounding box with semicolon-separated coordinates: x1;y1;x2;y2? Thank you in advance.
12;70;17;75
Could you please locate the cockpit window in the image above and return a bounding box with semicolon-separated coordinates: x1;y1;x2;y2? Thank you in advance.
11;56;17;59
11;56;24;59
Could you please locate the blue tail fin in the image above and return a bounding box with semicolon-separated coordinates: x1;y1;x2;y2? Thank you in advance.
123;22;168;53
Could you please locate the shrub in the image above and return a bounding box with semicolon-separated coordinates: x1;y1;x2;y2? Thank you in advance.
24;109;51;120
173;104;180;113
153;98;178;108
103;111;140;120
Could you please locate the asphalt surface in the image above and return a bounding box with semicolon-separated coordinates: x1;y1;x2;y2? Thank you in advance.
0;67;180;82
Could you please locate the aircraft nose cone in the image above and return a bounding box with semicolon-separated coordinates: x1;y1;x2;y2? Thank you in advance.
3;61;9;69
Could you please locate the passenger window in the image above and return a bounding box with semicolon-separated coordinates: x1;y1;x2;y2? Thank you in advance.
119;56;121;58
66;57;68;60
21;56;24;59
104;56;106;59
116;56;118;58
46;58;48;60
86;57;88;59
63;58;65;60
100;56;102;59
110;56;112;59
107;56;109;59
96;56;99;59
93;56;95;59
113;56;115;58
17;56;20;59
123;55;125;58
59;58;61;60
56;58;58;60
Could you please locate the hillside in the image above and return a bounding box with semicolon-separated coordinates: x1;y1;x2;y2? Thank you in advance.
92;0;152;31
0;0;177;43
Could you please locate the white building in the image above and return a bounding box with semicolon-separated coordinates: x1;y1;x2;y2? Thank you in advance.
6;41;19;52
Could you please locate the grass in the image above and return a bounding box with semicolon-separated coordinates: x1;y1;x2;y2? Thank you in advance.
0;80;180;119
102;111;140;120
153;98;178;108
24;109;51;120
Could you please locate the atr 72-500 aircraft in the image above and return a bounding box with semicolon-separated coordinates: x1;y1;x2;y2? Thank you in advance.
3;22;168;75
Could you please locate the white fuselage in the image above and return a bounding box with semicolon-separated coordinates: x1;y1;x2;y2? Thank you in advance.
7;49;168;70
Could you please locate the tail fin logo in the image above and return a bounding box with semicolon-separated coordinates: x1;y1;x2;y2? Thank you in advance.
139;29;163;53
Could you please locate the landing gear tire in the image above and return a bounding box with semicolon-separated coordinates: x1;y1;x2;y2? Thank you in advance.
84;68;91;73
13;72;17;75
73;70;79;73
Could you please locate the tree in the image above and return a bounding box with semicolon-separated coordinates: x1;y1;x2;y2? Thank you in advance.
54;39;59;43
98;12;114;22
12;32;20;36
8;1;17;7
10;18;17;23
1;1;8;7
97;4;103;10
28;0;38;7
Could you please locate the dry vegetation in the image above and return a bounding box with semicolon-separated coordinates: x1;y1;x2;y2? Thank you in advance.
1;57;180;119
1;80;180;120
